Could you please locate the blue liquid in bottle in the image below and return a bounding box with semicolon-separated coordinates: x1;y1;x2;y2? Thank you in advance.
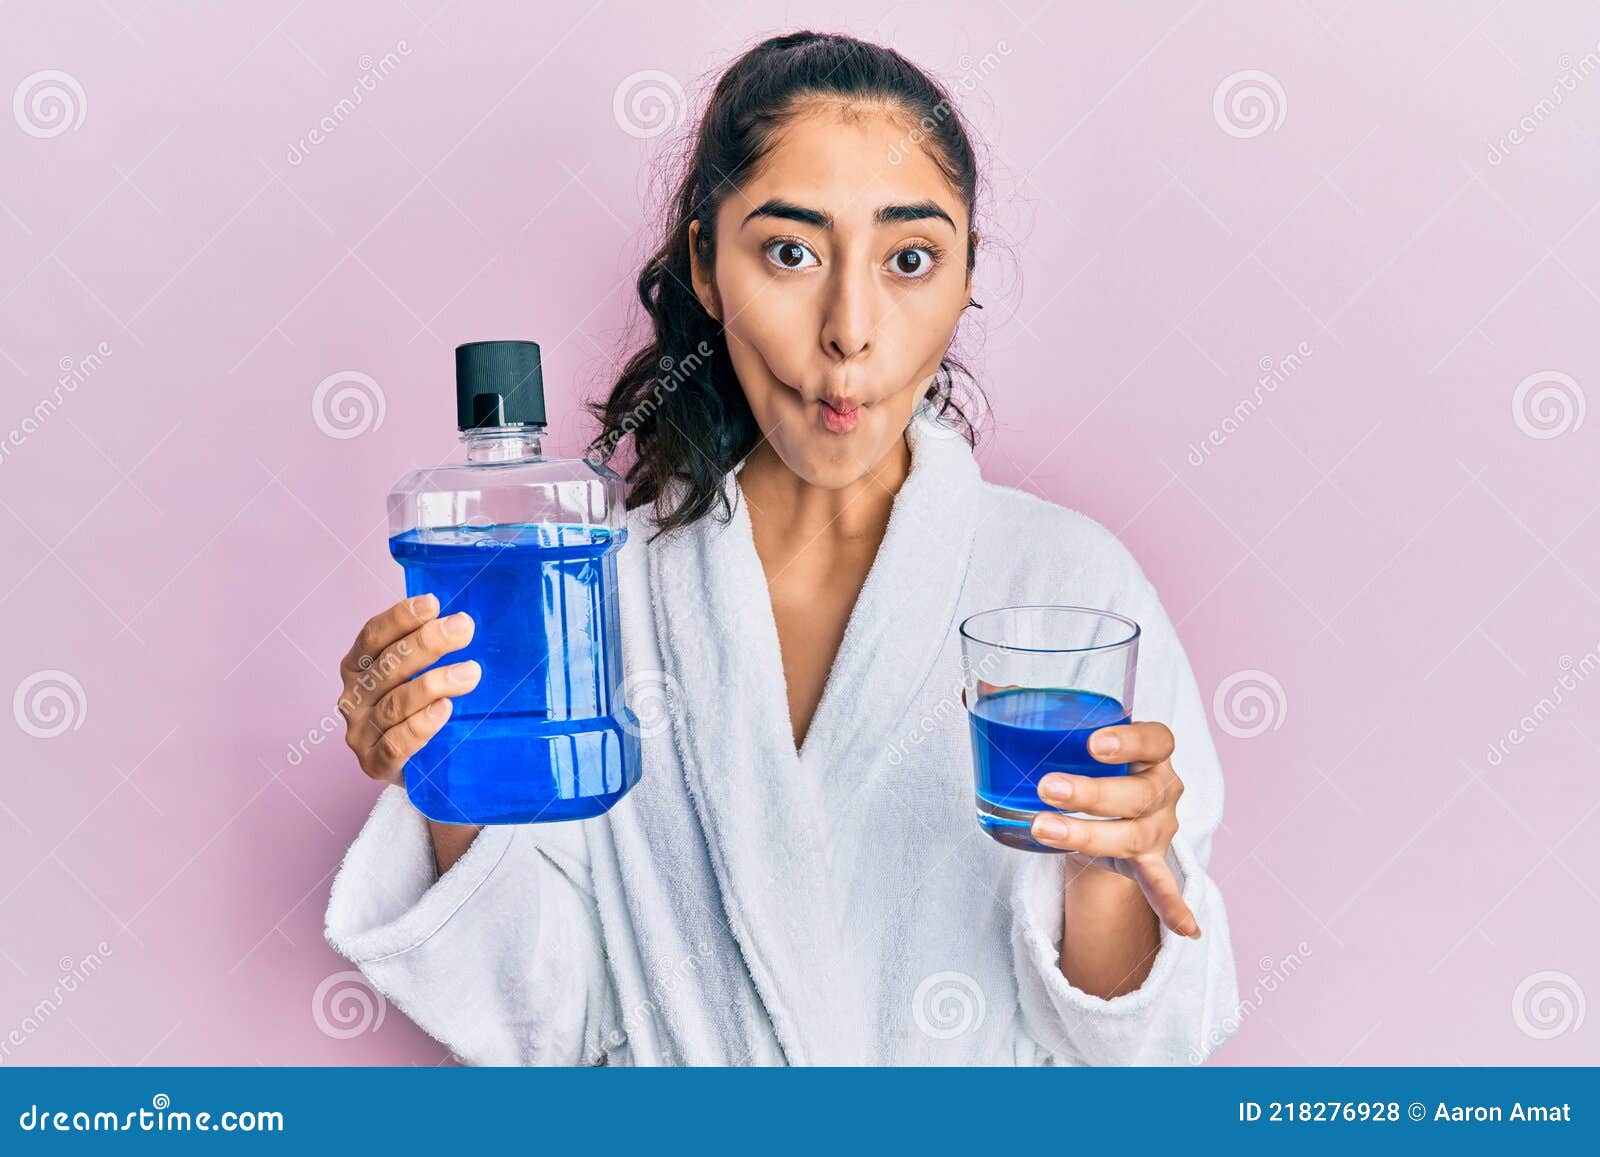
968;687;1129;849
386;340;640;826
388;523;639;825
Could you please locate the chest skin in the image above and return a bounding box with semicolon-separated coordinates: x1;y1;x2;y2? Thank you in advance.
751;526;881;753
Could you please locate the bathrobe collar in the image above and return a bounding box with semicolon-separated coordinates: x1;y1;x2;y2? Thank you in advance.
645;404;983;1063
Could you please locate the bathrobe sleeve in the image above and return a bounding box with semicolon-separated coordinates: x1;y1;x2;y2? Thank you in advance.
323;786;617;1066
1010;567;1242;1066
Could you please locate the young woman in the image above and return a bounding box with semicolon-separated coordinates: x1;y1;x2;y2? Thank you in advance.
325;31;1240;1065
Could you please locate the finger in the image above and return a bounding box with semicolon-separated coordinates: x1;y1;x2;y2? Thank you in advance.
364;697;454;783
1037;761;1183;819
343;612;475;737
371;660;482;734
963;680;1020;709
1030;812;1143;858
1087;720;1174;767
975;679;1021;697
1129;851;1202;940
342;594;441;679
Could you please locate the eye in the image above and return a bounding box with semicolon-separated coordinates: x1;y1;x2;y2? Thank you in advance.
764;239;819;271
889;244;942;279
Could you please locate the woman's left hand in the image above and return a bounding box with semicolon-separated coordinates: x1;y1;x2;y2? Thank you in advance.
1029;720;1202;940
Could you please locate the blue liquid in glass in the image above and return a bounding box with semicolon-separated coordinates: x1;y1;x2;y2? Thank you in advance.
387;522;640;825
968;687;1129;847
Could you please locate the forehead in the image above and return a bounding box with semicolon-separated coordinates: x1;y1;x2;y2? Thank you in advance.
730;102;965;226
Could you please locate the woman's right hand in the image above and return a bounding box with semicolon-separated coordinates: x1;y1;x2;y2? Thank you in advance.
337;594;481;784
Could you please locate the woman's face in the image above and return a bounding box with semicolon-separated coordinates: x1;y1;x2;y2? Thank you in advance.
690;101;974;489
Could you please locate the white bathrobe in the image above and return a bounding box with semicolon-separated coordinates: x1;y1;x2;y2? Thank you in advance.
324;405;1242;1066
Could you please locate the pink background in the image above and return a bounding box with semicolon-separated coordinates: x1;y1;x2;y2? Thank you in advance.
3;1;1597;1065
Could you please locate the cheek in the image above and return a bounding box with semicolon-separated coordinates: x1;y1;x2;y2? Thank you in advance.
879;288;962;370
720;281;815;385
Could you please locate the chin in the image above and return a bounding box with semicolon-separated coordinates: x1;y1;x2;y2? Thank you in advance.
770;422;901;490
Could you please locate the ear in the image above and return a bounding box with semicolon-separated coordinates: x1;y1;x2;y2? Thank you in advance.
688;219;723;323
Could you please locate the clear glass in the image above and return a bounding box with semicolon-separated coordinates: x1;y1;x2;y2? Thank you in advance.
385;425;640;825
958;605;1140;852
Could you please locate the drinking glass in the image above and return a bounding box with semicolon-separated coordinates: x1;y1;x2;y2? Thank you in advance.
958;605;1140;853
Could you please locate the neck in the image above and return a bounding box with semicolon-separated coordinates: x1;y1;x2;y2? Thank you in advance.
738;429;913;545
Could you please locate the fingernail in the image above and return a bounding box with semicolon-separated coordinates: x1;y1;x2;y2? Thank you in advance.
428;699;451;721
1039;775;1071;804
1033;813;1071;844
451;660;480;686
1090;732;1120;757
411;593;439;617
1188;926;1203;941
444;612;473;639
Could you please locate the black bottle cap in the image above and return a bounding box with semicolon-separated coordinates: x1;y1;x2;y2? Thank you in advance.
454;340;546;430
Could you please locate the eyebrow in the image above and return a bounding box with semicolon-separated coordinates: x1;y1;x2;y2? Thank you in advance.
740;197;956;233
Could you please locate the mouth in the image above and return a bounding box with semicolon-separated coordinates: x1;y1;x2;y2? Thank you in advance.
818;395;861;435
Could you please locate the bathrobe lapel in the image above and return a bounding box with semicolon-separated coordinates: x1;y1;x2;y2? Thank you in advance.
646;408;983;1064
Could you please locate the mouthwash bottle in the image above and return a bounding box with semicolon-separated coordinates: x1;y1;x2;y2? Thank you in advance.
386;340;640;825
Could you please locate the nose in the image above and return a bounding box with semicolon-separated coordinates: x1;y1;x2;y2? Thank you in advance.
819;260;874;363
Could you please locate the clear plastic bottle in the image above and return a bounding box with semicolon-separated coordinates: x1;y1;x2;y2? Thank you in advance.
386;340;640;825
